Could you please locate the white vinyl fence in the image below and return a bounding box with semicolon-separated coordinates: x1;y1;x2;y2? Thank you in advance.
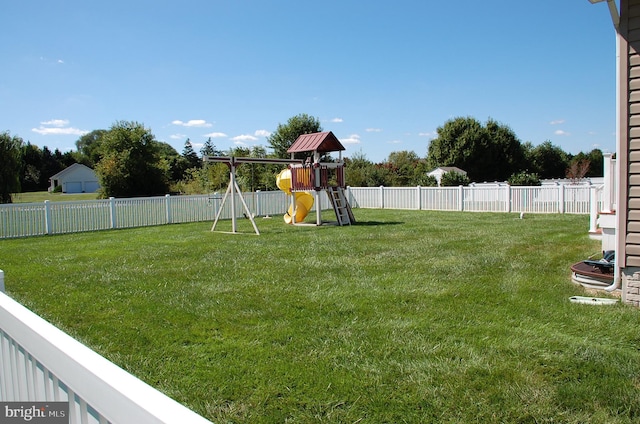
0;185;600;239
0;274;212;424
347;185;599;215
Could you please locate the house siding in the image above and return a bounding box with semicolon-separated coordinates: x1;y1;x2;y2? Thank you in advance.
619;0;640;305
624;1;640;268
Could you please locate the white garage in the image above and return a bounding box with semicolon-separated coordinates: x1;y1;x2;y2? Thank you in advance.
49;163;101;194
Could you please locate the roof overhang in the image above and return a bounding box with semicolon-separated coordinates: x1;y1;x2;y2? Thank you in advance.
588;0;620;30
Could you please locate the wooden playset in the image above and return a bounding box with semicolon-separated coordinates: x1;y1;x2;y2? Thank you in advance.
203;131;354;235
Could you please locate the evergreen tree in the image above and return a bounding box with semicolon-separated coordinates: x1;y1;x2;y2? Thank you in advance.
200;137;221;157
182;139;201;169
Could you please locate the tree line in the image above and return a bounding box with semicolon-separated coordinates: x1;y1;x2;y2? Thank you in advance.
1;115;605;203
346;117;604;188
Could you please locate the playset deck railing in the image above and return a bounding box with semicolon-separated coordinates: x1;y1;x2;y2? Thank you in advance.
288;164;345;192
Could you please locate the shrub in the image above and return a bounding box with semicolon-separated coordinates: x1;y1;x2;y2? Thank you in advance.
508;171;541;186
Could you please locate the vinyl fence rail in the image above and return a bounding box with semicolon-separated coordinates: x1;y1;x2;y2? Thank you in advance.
1;185;601;239
0;277;213;424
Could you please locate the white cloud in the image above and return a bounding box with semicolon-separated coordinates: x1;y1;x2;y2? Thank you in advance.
203;132;227;138
170;133;187;139
172;119;213;127
550;119;565;125
418;131;436;138
32;126;87;136
254;129;271;137
41;119;69;127
32;119;87;136
39;57;65;65
330;117;343;123
388;140;402;144
342;134;361;144
366;128;382;132
232;134;258;142
554;130;570;136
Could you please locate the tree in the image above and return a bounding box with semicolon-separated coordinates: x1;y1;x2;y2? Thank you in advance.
40;147;71;189
0;131;23;203
19;143;76;192
427;117;526;183
566;159;591;184
344;150;375;187
427;117;484;179
20;142;43;192
586;149;604;177
484;119;527;180
200;137;222;157
386;150;419;186
156;141;186;183
440;170;470;186
267;113;322;159
368;164;396;187
75;129;107;167
182;139;201;169
95;121;169;198
411;161;436;186
571;149;604;178
525;140;570;179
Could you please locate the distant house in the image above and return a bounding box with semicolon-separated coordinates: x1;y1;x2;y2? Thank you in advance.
427;167;467;186
49;163;100;194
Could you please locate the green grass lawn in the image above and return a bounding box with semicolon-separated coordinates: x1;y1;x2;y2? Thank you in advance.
11;191;99;203
2;209;640;423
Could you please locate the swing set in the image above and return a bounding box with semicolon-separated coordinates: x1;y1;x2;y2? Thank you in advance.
203;131;354;235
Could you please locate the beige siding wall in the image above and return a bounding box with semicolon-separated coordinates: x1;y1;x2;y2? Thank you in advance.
624;1;640;267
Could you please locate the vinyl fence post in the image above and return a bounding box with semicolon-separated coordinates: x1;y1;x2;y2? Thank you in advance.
0;269;5;293
558;184;565;214
506;185;512;213
165;194;172;224
379;186;385;209
256;190;262;217
458;186;464;211
109;197;117;229
44;200;53;235
589;185;599;233
416;186;422;210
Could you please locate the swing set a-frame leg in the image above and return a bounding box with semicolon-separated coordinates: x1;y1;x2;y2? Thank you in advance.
211;183;231;232
210;179;260;235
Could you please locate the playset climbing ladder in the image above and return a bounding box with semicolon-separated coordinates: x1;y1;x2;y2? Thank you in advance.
327;186;354;226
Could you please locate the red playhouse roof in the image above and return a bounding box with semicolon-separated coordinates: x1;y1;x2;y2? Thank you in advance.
287;131;345;154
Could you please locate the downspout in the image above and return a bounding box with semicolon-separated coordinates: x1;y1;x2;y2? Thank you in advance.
606;16;622;292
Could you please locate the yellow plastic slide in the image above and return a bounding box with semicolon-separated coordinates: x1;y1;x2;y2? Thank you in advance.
276;169;314;224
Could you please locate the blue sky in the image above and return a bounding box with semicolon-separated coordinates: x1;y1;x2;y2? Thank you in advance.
0;0;619;163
